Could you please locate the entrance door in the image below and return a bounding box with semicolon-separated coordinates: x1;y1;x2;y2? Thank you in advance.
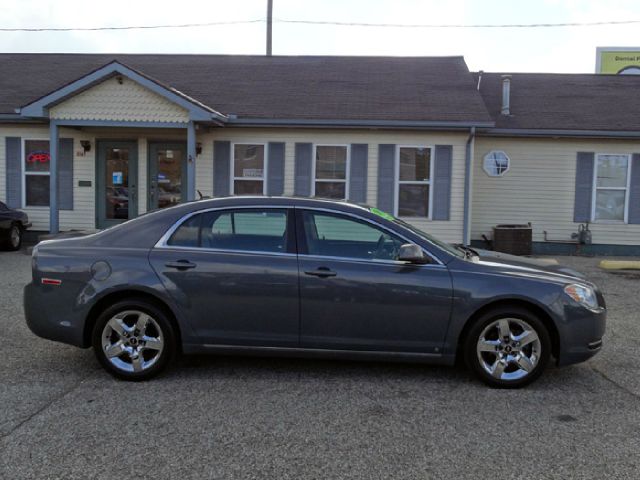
148;143;187;211
97;141;138;229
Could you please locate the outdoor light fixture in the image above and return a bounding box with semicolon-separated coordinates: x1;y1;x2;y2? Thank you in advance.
80;140;91;153
196;142;202;155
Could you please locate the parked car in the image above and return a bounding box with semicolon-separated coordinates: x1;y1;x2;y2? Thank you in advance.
0;201;31;250
23;197;606;387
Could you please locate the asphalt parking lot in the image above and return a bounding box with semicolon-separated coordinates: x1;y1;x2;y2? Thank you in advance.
1;250;639;479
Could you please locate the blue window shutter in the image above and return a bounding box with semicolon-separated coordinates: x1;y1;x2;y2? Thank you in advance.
294;143;312;196
5;137;21;208
629;153;640;224
377;144;395;213
267;142;285;196
213;141;231;197
58;138;74;210
432;145;452;220
574;152;595;222
348;144;368;204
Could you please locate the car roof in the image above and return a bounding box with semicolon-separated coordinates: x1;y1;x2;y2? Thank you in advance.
85;196;377;249
189;195;373;213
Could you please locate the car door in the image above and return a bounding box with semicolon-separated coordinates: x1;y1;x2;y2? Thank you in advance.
296;209;453;354
149;207;299;347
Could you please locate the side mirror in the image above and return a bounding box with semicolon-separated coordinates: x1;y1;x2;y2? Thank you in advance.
398;243;429;264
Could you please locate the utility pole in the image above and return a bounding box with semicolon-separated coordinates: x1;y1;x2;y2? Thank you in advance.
266;0;273;56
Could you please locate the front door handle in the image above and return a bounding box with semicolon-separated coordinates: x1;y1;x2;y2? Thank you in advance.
165;260;197;270
304;267;337;278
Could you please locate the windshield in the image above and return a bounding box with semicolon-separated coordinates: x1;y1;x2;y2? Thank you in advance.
369;208;465;258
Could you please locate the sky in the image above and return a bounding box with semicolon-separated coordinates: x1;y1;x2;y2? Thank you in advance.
1;0;640;73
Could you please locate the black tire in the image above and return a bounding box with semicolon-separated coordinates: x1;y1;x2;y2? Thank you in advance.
463;306;551;388
92;298;176;381
6;224;22;251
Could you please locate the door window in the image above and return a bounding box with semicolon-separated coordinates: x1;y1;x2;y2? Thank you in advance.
155;148;183;209
105;148;130;220
168;209;288;254
301;211;404;261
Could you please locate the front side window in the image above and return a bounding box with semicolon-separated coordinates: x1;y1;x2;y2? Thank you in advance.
24;139;50;207
233;144;265;195
593;154;629;221
168;209;288;254
397;146;431;217
314;145;348;199
302;210;404;261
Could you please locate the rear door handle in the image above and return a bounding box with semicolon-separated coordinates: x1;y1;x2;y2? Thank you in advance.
165;260;197;270
304;267;337;278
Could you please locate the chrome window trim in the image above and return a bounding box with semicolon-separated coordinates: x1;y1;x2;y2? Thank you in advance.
154;204;445;266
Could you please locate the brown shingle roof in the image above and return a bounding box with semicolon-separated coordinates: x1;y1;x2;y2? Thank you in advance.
476;72;640;132
0;53;492;124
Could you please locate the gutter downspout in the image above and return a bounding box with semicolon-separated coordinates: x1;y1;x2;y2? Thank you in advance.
463;126;476;246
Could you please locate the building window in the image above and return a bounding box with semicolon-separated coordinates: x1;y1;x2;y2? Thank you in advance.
314;145;348;200
396;146;432;217
233;144;266;195
483;150;510;177
23;139;50;207
593;154;630;222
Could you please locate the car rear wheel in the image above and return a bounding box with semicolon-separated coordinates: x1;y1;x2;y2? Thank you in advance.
92;299;176;381
6;224;22;251
464;307;551;388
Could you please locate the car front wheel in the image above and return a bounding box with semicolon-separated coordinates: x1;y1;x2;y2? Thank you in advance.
92;299;176;381
464;307;551;388
6;224;22;251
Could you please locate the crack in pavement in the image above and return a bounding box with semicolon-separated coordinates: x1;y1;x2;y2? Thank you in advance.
0;374;92;442
591;366;640;402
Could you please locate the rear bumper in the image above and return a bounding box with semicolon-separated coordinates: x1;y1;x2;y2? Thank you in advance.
24;282;86;348
556;305;606;367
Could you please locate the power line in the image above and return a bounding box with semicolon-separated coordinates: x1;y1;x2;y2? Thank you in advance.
0;19;263;32
2;17;640;32
277;18;640;28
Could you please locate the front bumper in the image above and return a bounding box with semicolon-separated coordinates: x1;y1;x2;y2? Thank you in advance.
556;303;606;367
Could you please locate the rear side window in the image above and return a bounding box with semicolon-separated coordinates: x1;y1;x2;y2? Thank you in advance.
167;209;288;254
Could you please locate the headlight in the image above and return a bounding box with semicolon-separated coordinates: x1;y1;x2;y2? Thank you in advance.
564;284;599;310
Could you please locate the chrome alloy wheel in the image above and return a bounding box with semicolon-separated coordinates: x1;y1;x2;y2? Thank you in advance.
476;318;542;381
101;310;164;373
9;225;20;249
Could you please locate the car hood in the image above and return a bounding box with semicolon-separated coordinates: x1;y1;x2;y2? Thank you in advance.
468;248;591;285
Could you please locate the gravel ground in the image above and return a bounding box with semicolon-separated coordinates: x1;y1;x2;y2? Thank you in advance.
1;250;639;479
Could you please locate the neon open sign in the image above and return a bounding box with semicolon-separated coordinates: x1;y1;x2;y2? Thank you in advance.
27;151;50;163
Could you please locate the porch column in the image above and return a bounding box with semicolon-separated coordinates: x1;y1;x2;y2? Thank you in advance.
186;121;196;202
49;121;59;234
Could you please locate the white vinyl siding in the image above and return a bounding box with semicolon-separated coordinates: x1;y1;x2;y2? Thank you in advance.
472;137;640;246
209;128;468;244
2;125;466;242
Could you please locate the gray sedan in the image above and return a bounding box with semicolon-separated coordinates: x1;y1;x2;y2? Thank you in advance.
24;197;606;388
